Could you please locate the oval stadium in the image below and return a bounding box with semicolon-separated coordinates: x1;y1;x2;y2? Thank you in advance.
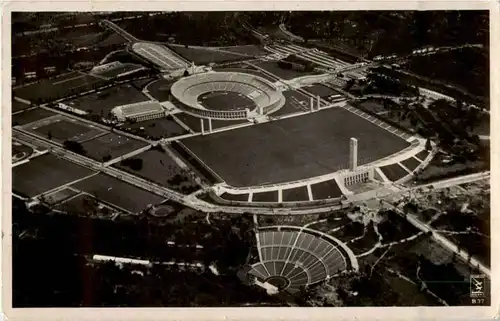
170;72;286;119
249;226;359;294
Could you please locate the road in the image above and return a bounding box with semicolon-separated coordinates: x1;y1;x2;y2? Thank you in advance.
100;19;138;42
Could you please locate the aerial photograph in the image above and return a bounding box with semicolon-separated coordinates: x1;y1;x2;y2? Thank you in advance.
10;11;490;307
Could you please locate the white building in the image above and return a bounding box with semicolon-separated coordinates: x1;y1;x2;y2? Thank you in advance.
112;101;167;122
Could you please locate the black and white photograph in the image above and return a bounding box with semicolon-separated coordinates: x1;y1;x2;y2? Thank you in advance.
3;6;496;320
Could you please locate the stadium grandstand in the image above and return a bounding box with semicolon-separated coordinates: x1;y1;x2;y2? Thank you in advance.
248;226;358;294
170;72;285;119
111;101;166;122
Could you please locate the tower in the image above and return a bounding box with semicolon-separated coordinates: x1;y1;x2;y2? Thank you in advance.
349;137;358;171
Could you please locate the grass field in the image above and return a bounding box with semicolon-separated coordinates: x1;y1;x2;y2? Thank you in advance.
181;107;409;187
253;61;317;80
120;117;188;139
282;186;309;202
221;193;249;202
12;100;32;113
310;179;343;200
252;190;278;202
12;108;56;126
301;84;339;98
199;91;255;111
146;79;174;102
71;173;166;213
380;163;410;181
113;149;198;194
67;84;149;117
13;72;109;103
415;149;430;161
167;45;251;64
26;116;106;144
401;157;421;172
81;133;149;161
355;100;388;114
13;153;96;198
270;90;310;117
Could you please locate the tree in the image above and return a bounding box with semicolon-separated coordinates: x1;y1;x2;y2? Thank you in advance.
183;70;189;77
425;138;432;151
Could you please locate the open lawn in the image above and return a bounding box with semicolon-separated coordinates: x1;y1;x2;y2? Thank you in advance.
181;107;409;187
71;173;166;213
401;156;422;172
13;72;109;103
12;108;56;126
81;133;149;161
13;153;96;198
310;179;343;200
26;116;106;144
12;100;32;113
167;45;250;64
282;186;309;202
221;193;249;202
113;149;198;194
380;163;410;181
66;84;149;117
252;190;278;203
254;61;317;80
302;84;339;98
415;149;430;161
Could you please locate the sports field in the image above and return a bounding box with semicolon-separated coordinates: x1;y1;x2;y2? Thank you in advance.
181;107;410;187
113;149;198;194
13;71;109;103
67;84;149;117
25;116;106;144
81;133;149;161
121;117;188;139
12;108;56;126
146;79;174;102
167;45;249;65
71;173;166;213
13;153;96;198
198;91;255;111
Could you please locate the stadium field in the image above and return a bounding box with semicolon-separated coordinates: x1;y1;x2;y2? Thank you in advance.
181;107;410;187
271;90;310;117
282;186;309;202
13;153;96;198
71;173;166;213
113;149;198;194
26;116;106;144
167;45;250;64
379;163;409;181
199;91;255;111
13;72;109;103
12;108;56;126
81;133;149;161
121;117;188;139
66;84;149;117
253;61;317;80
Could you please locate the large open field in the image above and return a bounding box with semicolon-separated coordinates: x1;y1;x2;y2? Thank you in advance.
113;149;198;194
253;61;317;80
25;115;106;144
81;133;149;161
13;72;109;103
120;116;188;139
167;45;251;64
146;78;174;102
12;100;32;113
13;153;96;198
12;108;56;126
66;84;150;117
71;173;166;213
181;107;409;187
302;84;340;98
199;91;255;111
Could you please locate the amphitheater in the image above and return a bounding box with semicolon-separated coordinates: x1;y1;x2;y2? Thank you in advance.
249;225;358;294
170;72;286;119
